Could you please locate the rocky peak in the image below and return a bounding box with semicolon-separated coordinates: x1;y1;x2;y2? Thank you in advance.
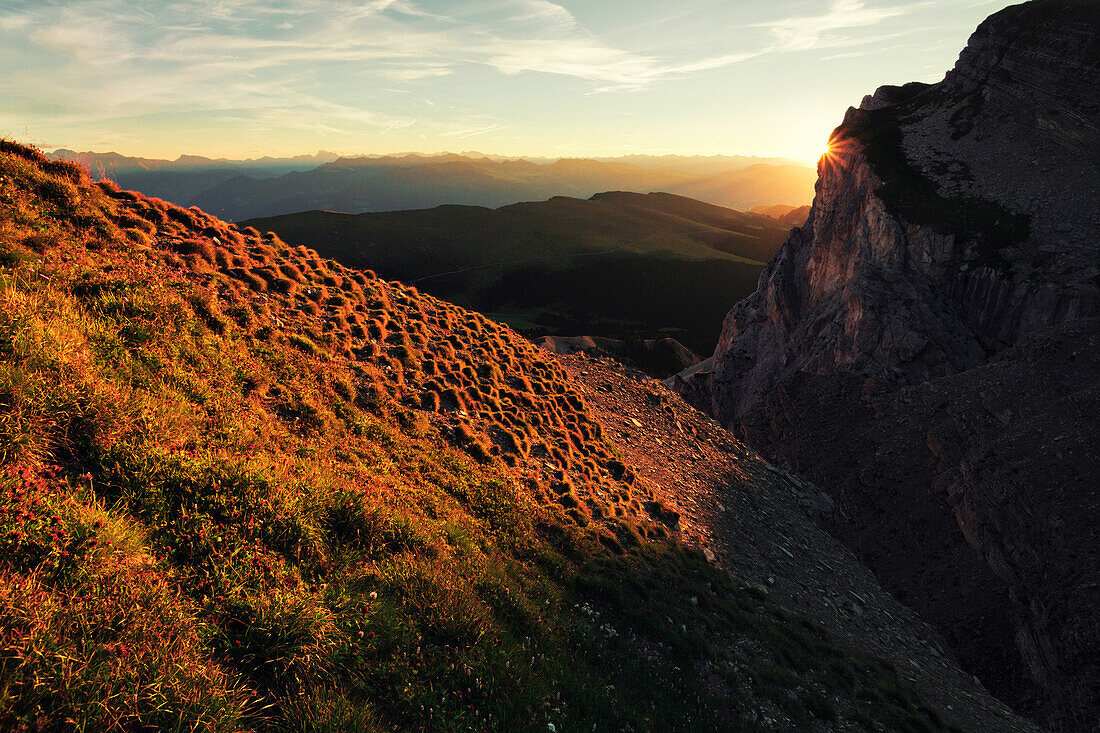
943;0;1100;160
679;0;1099;424
672;2;1100;729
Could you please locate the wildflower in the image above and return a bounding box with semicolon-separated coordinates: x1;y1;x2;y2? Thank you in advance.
369;591;378;600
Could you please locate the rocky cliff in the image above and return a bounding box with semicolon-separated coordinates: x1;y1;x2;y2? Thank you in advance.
673;1;1099;729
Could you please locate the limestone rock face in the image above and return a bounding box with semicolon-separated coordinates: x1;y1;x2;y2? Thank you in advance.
672;2;1099;729
703;140;991;422
695;0;1099;425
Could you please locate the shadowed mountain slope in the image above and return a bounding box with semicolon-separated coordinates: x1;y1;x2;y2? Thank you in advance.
536;334;701;379
674;1;1099;729
246;191;789;355
0;138;1037;731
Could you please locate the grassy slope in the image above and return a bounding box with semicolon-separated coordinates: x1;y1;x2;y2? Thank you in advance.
245;192;787;354
0;140;956;732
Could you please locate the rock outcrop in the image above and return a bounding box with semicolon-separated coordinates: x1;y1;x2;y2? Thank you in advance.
536;334;699;378
673;1;1099;729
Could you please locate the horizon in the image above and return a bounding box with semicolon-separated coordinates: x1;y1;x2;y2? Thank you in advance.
47;147;807;165
2;1;1018;164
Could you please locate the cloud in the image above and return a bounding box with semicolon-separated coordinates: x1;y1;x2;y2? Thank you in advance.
475;0;911;91
497;0;578;34
1;0;776;122
441;122;508;139
756;0;907;53
376;66;454;82
486;39;657;85
0;13;31;31
477;0;768;91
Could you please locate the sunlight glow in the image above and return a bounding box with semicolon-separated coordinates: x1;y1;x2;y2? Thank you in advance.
819;131;855;171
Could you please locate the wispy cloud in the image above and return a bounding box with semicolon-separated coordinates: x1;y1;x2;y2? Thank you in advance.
0;13;31;31
474;0;912;91
477;0;769;91
441;122;508;139
755;0;908;53
0;0;770;141
0;0;916;112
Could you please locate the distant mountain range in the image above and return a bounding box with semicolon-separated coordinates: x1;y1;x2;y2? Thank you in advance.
47;149;342;207
47;149;816;222
244;190;790;355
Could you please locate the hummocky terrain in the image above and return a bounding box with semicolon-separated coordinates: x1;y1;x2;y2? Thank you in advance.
0;137;1039;731
673;1;1098;730
245;191;789;355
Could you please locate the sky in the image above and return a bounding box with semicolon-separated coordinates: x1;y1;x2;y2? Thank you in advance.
0;0;1020;163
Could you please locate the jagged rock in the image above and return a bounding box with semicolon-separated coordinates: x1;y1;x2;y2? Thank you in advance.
537;334;700;379
672;2;1099;730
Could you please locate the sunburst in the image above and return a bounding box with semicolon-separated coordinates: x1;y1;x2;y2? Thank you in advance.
819;132;854;171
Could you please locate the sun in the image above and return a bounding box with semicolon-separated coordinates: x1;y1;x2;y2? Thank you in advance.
818;133;853;170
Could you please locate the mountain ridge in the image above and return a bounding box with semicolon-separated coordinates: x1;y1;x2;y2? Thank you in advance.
673;1;1099;728
46;148;816;223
